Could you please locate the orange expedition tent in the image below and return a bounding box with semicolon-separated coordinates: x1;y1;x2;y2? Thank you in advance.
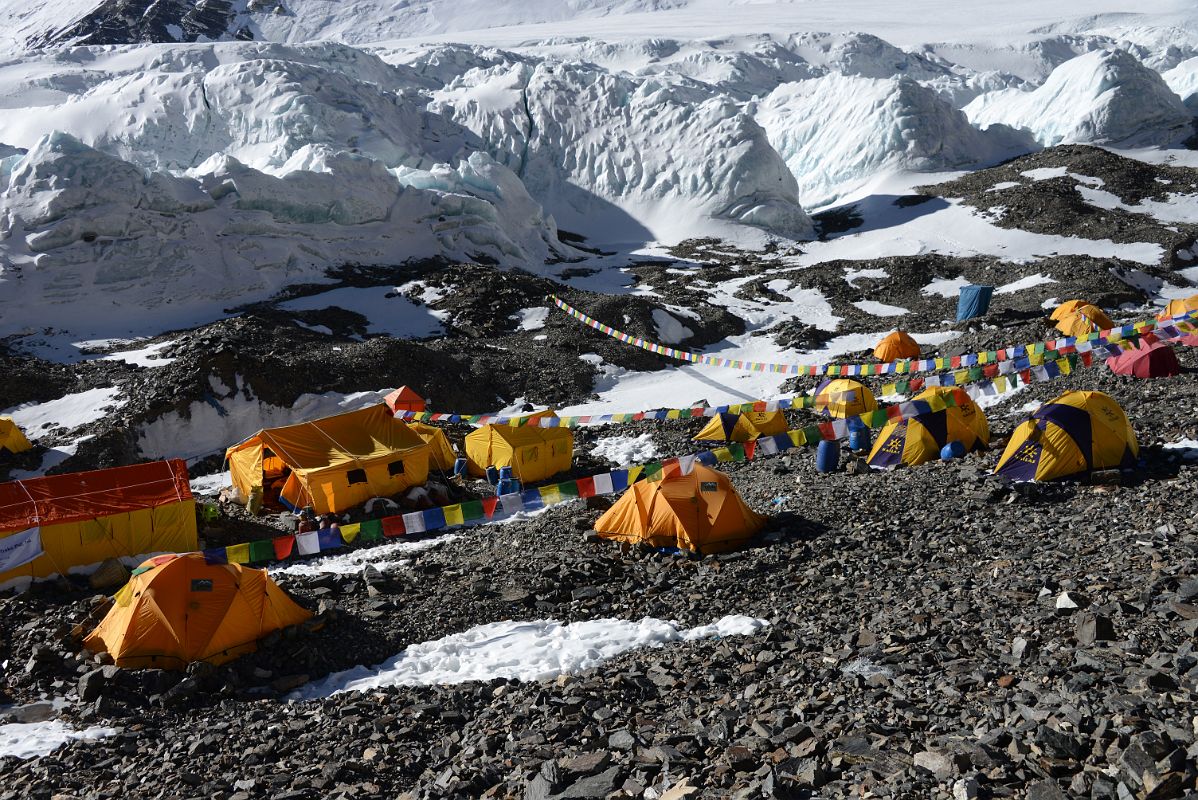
873;331;920;362
85;553;312;669
0;459;196;586
1054;304;1114;337
1050;299;1091;322
594;464;766;555
0;417;32;454
408;421;457;471
384;386;426;414
226;404;430;515
1157;294;1198;322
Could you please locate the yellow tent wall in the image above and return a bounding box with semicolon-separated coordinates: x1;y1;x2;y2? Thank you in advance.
0;460;197;586
815;379;878;419
464;424;573;483
0;418;32;454
226;404;430;515
408;422;458;471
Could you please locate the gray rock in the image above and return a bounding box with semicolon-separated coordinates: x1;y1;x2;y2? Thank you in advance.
1077;613;1117;645
913;749;955;780
552;766;622;799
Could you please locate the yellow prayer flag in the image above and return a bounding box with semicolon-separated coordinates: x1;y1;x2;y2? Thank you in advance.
444;504;465;526
226;543;250;564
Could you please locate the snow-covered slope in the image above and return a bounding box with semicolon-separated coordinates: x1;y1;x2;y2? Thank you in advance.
428;53;814;241
756;74;1035;208
965;49;1192;147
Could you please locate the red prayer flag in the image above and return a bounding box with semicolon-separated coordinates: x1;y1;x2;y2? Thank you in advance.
382;516;406;537
481;497;499;518
743;440;757;460
273;536;295;560
576;476;596;498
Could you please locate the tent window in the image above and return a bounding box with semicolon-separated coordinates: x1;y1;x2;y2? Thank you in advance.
347;468;368;485
700;481;718;493
190;579;213;592
387;460;405;477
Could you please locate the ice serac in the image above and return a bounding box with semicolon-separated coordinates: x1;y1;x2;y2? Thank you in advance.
756;74;1036;209
0;43;454;173
964;49;1193;147
1163;57;1198;112
429;53;814;243
0;132;568;340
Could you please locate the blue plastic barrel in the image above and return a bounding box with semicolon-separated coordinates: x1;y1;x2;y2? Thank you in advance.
940;440;966;461
956;285;994;322
452;457;468;478
498;466;513;481
848;427;872;452
496;478;511;496
815;439;840;473
485;465;499;485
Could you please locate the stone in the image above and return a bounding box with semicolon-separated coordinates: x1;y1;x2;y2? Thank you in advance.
561;751;611;775
1056;591;1088;615
77;667;112;703
953;776;980;800
1026;779;1067;800
913;750;955;780
1076;613;1116;645
608;730;636;751
552;766;621;799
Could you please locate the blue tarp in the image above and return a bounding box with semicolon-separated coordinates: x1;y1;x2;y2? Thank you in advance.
957;285;994;322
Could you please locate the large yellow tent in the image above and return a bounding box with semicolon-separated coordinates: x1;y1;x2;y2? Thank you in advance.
0;460;196;587
1049;299;1091;322
464;424;573;483
693;411;788;442
1054;304;1114;337
873;331;920;363
226;404;430;515
594;464;766;555
0;417;32;454
85;553;312;669
408;421;457;471
867;387;989;468
1157;294;1198;322
814;379;878;419
994;390;1139;481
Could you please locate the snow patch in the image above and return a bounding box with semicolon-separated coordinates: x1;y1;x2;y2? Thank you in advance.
590;433;660;465
511;306;550;331
3;387;125;438
290;614;770;699
651;309;694;344
0;720;117;760
271;535;459;577
852;300;909;317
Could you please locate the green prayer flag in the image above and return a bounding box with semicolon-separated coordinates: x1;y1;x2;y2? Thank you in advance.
461;499;485;520
360;519;383;542
249;540;275;563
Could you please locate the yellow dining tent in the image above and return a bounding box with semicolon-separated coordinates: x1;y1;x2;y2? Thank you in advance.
226;404;430;515
464;424;573;483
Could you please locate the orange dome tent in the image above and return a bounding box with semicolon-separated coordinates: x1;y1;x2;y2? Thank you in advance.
873;331;920;362
814;379;878;419
1054;304;1114;337
384;386;426;414
1157;294;1198;322
85;553;312;669
1050;299;1091;322
594;464;765;555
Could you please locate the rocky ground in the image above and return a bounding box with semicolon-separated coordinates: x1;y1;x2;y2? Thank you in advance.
1;145;1198;798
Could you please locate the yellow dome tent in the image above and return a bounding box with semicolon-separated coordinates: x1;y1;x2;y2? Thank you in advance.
814;379;878;419
408;421;457;471
594;464;766;555
873;331;920;363
0;417;32;454
1157;294;1198;322
994;390;1139;482
867;387;989;469
464;424;573;483
1049;299;1091;322
1054;304;1114;337
85;553;312;669
226;404;431;515
692;411;788;442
